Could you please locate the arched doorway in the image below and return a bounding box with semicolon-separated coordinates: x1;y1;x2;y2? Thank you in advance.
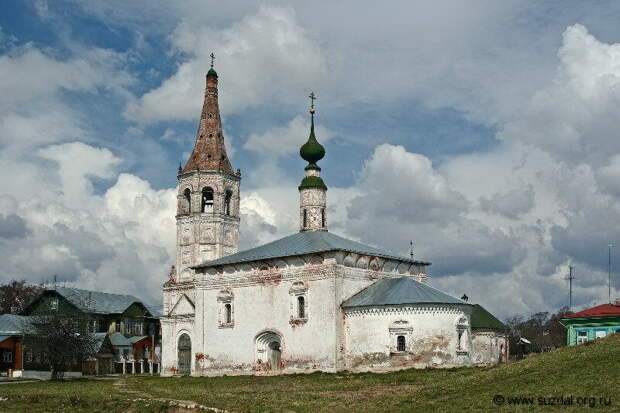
255;331;282;371
177;333;191;375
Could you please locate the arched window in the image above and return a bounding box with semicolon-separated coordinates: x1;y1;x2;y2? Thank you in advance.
397;335;406;352
321;208;325;228
224;190;232;216
225;303;232;324
217;289;234;327
303;209;307;228
201;187;214;212
297;296;305;319
183;188;191;213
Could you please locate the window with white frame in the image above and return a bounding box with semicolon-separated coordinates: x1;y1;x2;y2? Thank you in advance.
217;289;234;327
389;320;413;353
3;350;12;363
289;281;308;324
576;330;589;344
50;297;58;311
595;330;607;339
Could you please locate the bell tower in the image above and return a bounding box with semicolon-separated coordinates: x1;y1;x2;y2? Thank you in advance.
299;92;327;232
175;56;241;281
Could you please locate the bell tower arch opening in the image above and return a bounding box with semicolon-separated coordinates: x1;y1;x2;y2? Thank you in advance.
202;187;214;213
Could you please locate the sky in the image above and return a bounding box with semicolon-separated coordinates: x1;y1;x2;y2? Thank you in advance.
1;0;620;318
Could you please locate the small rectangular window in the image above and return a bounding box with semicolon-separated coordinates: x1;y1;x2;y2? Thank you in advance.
595;330;607;339
50;297;58;311
3;351;12;362
397;335;406;352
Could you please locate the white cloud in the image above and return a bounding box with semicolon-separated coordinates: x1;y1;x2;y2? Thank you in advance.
125;6;327;123
480;184;535;220
244;115;332;157
0;46;133;109
500;24;620;168
0;166;176;305
349;144;467;224
38;142;121;208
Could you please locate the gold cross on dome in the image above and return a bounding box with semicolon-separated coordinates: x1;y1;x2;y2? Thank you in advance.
210;52;215;68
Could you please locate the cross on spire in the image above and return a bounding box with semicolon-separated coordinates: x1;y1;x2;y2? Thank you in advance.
308;91;317;114
210;52;215;68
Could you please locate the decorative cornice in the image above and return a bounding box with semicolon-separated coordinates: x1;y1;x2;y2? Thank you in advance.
343;304;466;317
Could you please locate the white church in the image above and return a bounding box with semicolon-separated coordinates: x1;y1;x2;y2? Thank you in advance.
160;64;508;376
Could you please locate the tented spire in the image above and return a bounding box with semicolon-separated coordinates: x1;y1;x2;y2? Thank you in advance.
182;61;234;175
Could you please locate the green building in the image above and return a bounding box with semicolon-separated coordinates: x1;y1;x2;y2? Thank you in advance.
561;301;620;346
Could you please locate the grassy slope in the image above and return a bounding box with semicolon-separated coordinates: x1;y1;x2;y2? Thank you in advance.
1;334;618;412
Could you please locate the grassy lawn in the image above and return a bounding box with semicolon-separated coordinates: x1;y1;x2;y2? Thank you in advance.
1;333;618;412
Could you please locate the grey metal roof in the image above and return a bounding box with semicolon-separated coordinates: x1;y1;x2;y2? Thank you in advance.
109;332;132;347
49;287;149;315
194;231;429;269
0;314;34;334
341;276;467;308
93;332;108;353
128;335;148;344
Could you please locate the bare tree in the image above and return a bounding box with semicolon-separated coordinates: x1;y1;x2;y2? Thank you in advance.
26;307;98;380
0;280;42;314
504;306;573;358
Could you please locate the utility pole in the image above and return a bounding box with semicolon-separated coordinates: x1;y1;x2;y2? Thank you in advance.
566;265;575;310
608;244;613;304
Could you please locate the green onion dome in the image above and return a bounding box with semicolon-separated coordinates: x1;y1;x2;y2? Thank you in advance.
207;67;218;77
300;112;325;165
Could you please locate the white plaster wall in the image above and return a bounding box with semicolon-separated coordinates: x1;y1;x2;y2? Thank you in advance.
161;284;197;376
343;305;473;371
471;331;508;365
160;318;195;376
196;268;340;375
